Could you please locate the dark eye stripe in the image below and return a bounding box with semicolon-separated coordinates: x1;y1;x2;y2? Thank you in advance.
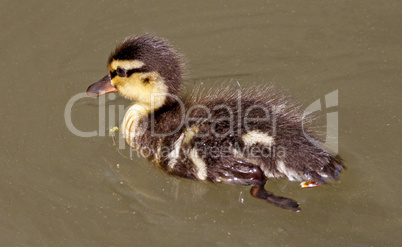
110;66;149;79
126;67;149;76
110;70;118;79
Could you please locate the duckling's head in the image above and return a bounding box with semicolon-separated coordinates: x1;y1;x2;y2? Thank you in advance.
87;35;183;111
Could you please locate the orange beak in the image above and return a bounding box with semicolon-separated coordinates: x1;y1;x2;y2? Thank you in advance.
86;74;118;97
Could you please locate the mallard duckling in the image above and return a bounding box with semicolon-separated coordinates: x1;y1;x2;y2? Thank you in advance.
87;35;343;211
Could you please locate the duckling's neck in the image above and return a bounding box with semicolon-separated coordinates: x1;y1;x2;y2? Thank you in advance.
121;103;151;145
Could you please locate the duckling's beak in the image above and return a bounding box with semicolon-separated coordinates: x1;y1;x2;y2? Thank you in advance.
87;74;118;97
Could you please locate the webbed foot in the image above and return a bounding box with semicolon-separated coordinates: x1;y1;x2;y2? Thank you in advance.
250;184;301;212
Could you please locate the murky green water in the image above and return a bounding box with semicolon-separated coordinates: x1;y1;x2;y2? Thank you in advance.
1;0;401;246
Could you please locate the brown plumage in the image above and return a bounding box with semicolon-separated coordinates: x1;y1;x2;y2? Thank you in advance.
87;35;344;211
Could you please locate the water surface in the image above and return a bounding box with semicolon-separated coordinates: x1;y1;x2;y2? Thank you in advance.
1;0;401;246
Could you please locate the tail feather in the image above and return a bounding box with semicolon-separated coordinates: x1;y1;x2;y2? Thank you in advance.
320;155;344;182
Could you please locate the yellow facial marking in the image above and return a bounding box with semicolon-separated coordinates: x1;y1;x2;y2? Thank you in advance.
109;59;145;71
111;71;168;110
242;130;274;147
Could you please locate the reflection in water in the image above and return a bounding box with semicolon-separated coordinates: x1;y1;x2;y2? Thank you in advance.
103;139;212;224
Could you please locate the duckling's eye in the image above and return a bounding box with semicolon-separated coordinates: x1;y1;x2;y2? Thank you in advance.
116;67;127;77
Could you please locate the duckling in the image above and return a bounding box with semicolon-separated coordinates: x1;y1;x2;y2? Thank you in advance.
87;35;343;211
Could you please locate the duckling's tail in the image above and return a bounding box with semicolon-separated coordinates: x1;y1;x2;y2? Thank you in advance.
320;155;345;182
324;155;346;179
